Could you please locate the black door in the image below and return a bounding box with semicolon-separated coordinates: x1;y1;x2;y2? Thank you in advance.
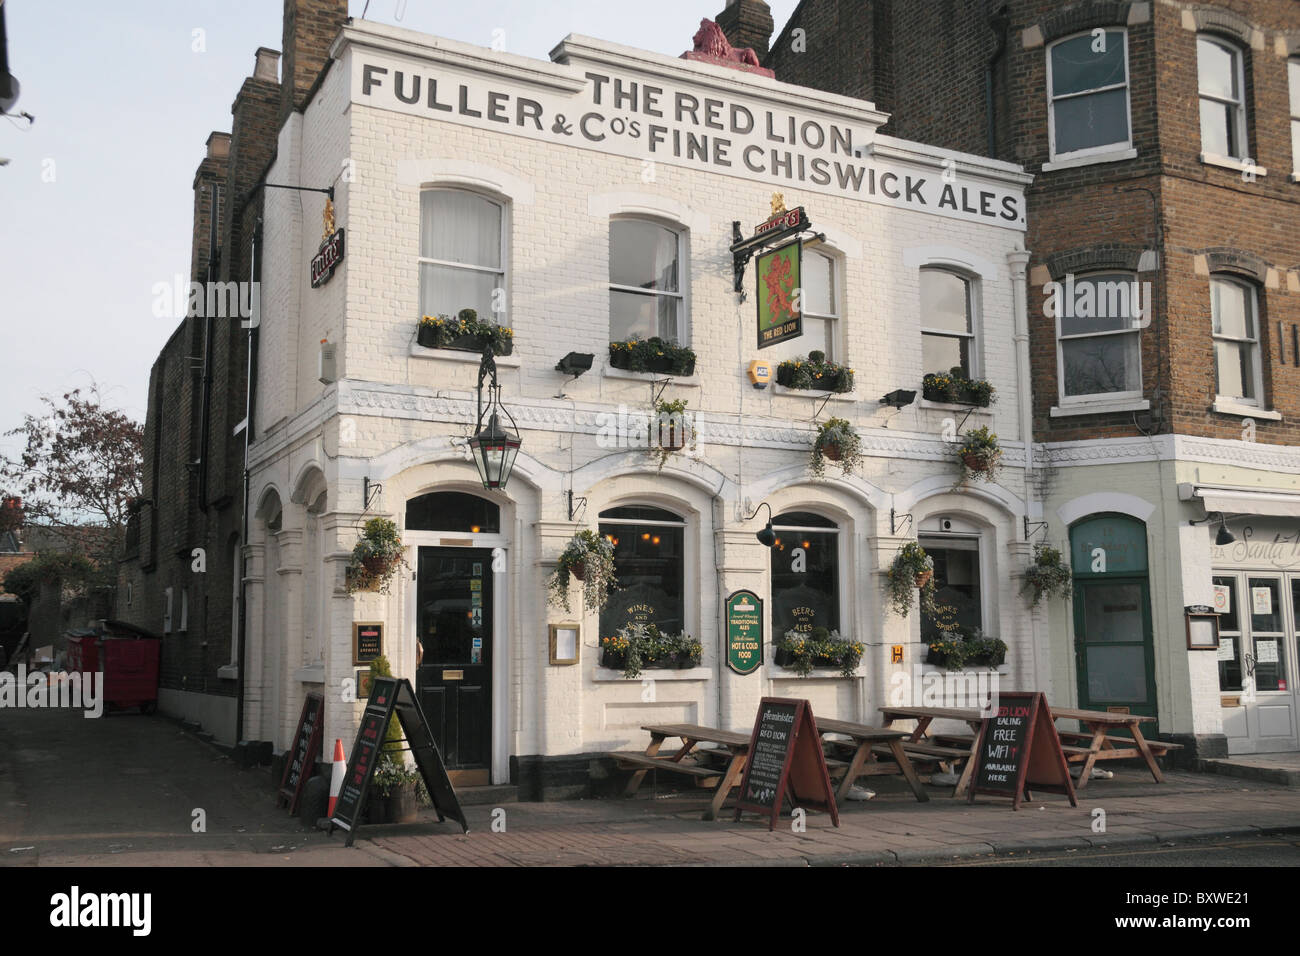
415;547;492;771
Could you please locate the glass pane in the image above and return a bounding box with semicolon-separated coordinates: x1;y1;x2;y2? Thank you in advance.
1053;88;1130;154
920;270;970;333
419;262;503;323
420;190;501;268
1293;120;1300;173
407;492;501;533
1215;575;1240;632
1212;279;1252;338
1216;575;1242;691
598;522;684;636
610;220;679;292
802;250;835;316
1084;645;1149;703
771;529;839;635
774;512;837;528
1062;332;1140;396
1214;340;1256;400
922;333;970;377
919;542;983;644
1082;583;1145;642
1071;515;1148;573
1060;274;1142;333
1198;37;1238;100
600;506;683;523
1290;60;1300;115
767;318;830;364
1051;32;1126;96
417;551;490;666
1200;98;1237;157
1248;578;1282;632
610;289;678;342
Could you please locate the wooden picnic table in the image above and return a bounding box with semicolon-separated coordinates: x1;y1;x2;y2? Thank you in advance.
878;705;985;796
608;723;751;820
1048;706;1181;790
815;717;929;804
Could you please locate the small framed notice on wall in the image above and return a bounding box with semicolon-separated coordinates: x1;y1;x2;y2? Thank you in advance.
353;621;384;665
1186;612;1220;650
549;622;579;665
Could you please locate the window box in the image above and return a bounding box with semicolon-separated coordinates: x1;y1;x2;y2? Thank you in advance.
922;370;995;407
608;337;696;376
773;628;863;678
599;647;700;671
775;351;854;393
417;311;514;356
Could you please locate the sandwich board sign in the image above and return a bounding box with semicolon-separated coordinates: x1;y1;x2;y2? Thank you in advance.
967;691;1077;810
277;692;323;815
734;697;839;830
329;676;468;845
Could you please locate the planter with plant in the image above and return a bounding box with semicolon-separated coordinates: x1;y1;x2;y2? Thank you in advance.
965;631;1008;667
547;530;617;613
651;397;692;470
773;627;863;678
416;308;514;355
346;517;408;595
811;417;864;478
926;630;1007;670
364;655;421;824
1023;543;1073;606
608;336;697;375
922;367;996;407
600;623;702;679
957;426;1002;482
776;351;855;393
925;633;968;669
887;541;939;617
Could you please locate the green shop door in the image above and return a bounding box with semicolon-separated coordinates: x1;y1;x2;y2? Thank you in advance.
1070;515;1158;728
415;546;492;785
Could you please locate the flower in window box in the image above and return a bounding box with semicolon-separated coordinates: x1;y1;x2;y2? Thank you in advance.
416;309;513;355
775;627;862;678
607;336;696;376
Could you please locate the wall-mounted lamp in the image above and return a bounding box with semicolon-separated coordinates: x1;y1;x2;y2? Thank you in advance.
556;352;594;378
881;389;917;409
1189;511;1235;546
746;501;776;548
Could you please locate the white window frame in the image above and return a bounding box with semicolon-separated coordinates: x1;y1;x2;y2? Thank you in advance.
597;503;692;637
771;510;844;638
919;267;981;379
1046;28;1134;163
1289;57;1300;177
1211;275;1264;406
608;217;688;345
1198;35;1249;161
1055;270;1144;406
417;186;509;325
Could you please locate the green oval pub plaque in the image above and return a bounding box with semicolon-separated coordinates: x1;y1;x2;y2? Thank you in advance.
726;589;764;675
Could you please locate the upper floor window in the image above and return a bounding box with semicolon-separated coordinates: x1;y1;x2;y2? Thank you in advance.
1047;29;1131;160
1211;276;1262;404
1289;58;1300;174
1198;36;1248;159
920;268;977;379
419;188;506;323
768;247;841;363
609;219;683;343
1056;272;1143;402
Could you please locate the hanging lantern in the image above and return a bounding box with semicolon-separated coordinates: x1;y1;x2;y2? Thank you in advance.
469;347;522;491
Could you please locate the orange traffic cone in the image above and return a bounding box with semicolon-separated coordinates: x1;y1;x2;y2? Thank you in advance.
327;739;345;818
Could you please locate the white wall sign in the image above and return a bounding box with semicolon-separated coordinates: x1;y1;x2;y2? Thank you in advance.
1251;586;1272;615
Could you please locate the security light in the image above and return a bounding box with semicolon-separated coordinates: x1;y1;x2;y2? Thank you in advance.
881;389;917;409
556;352;594;377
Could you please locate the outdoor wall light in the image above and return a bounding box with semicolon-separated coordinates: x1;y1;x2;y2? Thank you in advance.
468;346;522;491
881;389;917;409
556;352;594;377
1188;511;1236;546
746;501;776;548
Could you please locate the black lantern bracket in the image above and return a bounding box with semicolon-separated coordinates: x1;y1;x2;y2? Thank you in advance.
649;378;671;406
953;406;978;433
467;345;523;492
567;489;587;523
1023;517;1048;541
362;477;383;512
890;508;913;535
729;217;823;302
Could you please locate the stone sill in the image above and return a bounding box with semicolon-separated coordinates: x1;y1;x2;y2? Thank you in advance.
293;664;326;683
216;665;239;680
918;398;993;414
1212;398;1281;421
1041;147;1137;172
773;384;857;401
593;665;710;682
919;662;1011;677
1200;153;1267;177
408;342;522;367
770;666;864;679
603;366;701;388
1050;398;1149;417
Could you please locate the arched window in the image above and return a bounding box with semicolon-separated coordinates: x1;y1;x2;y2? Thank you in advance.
598;505;685;635
1198;35;1248;160
1210;275;1262;404
920;268;978;379
1047;29;1131;161
609;219;685;343
419;188;507;323
1056;271;1143;402
406;491;501;534
770;511;840;637
919;521;985;645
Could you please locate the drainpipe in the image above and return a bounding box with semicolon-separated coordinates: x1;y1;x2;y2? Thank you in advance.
235;218;262;746
984;4;1010;159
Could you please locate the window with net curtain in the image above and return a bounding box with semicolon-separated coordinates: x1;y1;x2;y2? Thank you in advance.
609;219;683;342
1211;276;1261;403
1057;272;1143;400
419;189;505;323
766;248;839;363
920;268;975;377
1047;29;1130;159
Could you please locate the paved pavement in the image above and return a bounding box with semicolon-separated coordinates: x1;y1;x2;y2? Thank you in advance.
3;704;1299;867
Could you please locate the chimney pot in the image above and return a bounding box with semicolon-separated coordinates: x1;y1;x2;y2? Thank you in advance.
254;46;282;82
205;131;231;160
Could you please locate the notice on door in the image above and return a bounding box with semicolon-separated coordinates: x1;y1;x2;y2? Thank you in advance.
1217;636;1235;662
1213;584;1230;614
1252;587;1272;615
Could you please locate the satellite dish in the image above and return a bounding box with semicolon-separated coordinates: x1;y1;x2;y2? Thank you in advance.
0;75;18;114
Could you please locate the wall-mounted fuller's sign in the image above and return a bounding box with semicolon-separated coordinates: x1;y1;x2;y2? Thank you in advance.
756;240;801;349
311;228;345;288
725;589;763;675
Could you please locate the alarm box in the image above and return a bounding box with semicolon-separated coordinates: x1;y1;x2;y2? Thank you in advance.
748;360;773;389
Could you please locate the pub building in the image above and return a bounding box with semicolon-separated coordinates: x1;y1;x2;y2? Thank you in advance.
237;9;1040;796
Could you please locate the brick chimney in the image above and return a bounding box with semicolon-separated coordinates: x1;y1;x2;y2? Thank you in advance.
221;52;281;282
716;0;775;61
190;132;230;282
279;0;349;128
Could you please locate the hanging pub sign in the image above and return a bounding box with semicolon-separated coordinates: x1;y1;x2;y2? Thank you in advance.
967;691;1077;811
756;239;802;349
311;229;345;287
725;589;763;675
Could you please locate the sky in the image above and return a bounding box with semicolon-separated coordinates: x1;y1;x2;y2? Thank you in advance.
0;0;801;454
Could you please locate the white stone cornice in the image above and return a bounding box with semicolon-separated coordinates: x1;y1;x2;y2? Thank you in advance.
1044;434;1300;476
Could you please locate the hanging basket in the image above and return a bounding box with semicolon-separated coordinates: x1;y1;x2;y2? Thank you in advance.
658;421;688;452
962;452;991;472
915;569;934;589
821;441;843;462
570;560;587;582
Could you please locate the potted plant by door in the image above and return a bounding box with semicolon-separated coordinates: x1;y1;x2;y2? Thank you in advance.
547;530;617;613
1022;543;1073;606
811;417;864;478
346;518;408;595
957;426;1002;482
887;542;937;617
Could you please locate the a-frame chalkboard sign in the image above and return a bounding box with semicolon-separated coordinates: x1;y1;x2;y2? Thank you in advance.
278;692;324;815
967;691;1077;810
734;697;839;831
329;676;468;845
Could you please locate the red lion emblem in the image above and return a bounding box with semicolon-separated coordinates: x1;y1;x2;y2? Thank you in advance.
691;19;762;68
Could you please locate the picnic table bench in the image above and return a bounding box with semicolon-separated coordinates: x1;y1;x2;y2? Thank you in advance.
608;723;751;820
1048;707;1183;790
878;705;986;796
816;717;929;803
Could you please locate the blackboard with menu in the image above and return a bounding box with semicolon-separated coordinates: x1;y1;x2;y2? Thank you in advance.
734;697;839;830
277;692;324;815
968;691;1077;810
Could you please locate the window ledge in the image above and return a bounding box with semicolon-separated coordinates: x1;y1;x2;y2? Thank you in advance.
918;398;993;414
770;665;863;679
1200;153;1267;177
216;664;239;680
293;663;326;683
919;662;1011;677
592;665;711;682
773;383;857;401
409;342;522;366
1212;398;1281;421
603;366;701;387
1041;147;1137;172
1050;398;1149;417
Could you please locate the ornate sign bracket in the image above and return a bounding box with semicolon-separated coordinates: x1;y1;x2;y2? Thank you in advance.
730;196;822;301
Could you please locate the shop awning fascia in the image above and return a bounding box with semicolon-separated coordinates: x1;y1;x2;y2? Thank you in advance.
1178;483;1300;517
